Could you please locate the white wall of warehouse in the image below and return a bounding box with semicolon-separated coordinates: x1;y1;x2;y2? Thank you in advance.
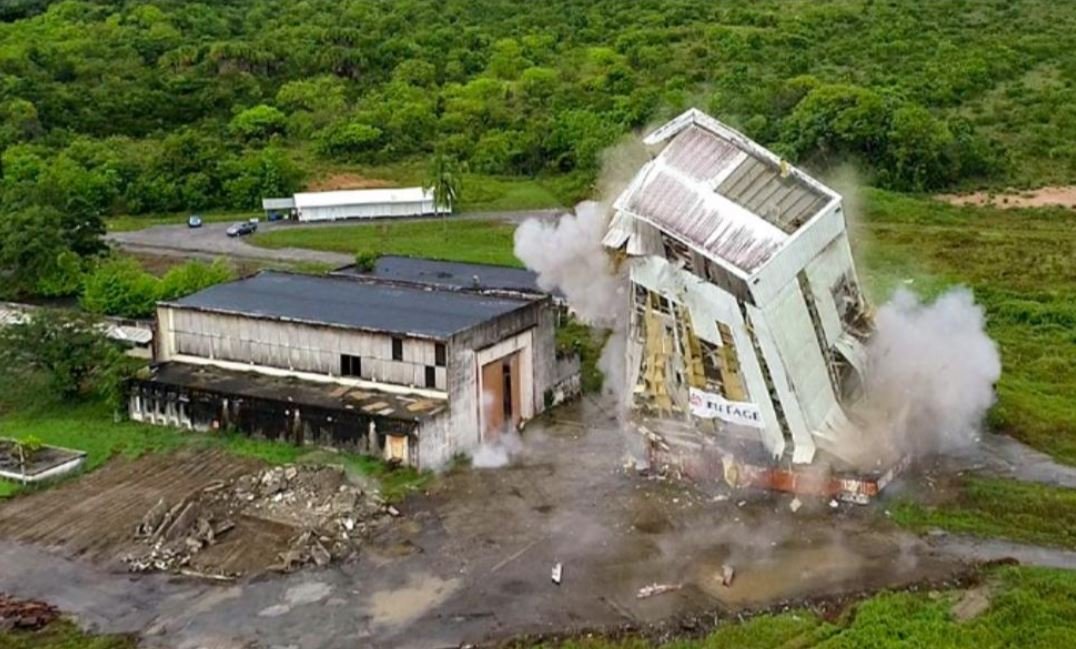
297;199;436;222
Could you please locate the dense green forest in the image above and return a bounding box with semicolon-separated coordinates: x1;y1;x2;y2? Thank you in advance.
3;0;1076;298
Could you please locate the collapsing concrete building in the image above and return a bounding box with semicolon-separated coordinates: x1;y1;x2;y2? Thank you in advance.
604;109;893;502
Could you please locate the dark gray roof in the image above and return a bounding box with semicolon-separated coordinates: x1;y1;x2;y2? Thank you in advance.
333;255;547;295
167;271;533;338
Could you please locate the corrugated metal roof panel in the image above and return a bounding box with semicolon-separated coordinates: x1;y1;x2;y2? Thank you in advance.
610;109;840;275
660;125;742;181
717;154;828;232
624;164;787;272
168;271;533;339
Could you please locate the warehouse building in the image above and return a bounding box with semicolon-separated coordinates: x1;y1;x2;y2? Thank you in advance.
604;109;885;501
129;271;560;469
261;187;438;222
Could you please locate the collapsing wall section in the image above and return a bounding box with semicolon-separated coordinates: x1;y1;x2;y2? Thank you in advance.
606;108;900;502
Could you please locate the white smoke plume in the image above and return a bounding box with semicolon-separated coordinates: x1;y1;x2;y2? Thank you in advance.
472;428;524;469
472;389;525;469
513;201;625;329
846;288;1002;465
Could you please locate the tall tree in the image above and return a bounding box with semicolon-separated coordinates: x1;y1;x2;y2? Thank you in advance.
425;153;461;217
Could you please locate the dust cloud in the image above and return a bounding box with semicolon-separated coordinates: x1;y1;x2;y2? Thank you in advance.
513;201;625;329
513;135;649;410
472;390;524;469
844;288;1002;466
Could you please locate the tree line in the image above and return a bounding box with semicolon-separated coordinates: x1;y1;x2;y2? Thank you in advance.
3;0;1076;301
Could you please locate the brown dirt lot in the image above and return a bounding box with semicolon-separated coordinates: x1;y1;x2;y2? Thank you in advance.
936;185;1076;209
305;172;395;192
0;449;268;569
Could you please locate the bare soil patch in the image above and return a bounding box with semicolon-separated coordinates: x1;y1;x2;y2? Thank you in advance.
306;172;395;192
126;463;396;578
936;185;1076;209
0;449;261;565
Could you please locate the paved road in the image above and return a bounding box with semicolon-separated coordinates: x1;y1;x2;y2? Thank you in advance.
107;209;562;267
0;398;978;649
933;432;1076;489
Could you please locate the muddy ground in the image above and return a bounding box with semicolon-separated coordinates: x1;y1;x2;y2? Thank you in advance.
0;398;1073;649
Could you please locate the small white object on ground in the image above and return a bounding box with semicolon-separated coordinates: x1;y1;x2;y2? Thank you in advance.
551;562;563;585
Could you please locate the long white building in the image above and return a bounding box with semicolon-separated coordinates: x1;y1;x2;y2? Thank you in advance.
262;187;438;222
604;109;874;489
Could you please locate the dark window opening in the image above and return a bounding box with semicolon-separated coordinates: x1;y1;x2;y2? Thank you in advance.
434;343;446;367
392;337;403;361
425;365;437;389
341;353;362;377
502;361;513;420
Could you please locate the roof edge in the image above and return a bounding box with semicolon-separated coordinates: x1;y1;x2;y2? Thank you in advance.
644;108;841;204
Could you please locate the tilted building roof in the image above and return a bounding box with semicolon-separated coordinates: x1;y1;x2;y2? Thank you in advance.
607;109;839;275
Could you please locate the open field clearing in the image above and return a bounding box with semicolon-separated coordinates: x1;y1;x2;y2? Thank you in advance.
252;217;525;267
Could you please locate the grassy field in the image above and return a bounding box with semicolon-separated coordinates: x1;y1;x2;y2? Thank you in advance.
519;566;1075;649
0;400;428;501
859;190;1076;464
890;477;1076;550
253;218;524;267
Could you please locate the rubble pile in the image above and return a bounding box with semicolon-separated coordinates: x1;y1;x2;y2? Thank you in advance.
0;594;59;631
124;464;398;577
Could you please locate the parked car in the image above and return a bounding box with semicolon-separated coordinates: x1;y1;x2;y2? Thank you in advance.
226;221;257;237
187;214;203;228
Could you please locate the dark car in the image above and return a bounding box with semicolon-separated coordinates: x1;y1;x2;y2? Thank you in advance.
187;214;203;228
226;221;258;237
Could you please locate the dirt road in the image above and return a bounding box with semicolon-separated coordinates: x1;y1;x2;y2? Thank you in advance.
0;398;1020;649
106;210;560;267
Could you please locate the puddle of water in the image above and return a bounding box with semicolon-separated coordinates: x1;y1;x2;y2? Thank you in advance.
693;542;865;606
368;573;461;627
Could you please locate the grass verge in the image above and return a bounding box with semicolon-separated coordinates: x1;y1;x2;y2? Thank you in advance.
253;218;522;267
890;476;1076;549
0;400;429;502
0;619;137;649
522;566;1076;648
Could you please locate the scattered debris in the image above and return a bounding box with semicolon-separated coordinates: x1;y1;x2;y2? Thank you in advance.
0;594;59;631
951;585;993;622
636;583;682;599
720;564;736;587
829;499;840;509
124;464;396;577
551;562;563;585
789;497;802;513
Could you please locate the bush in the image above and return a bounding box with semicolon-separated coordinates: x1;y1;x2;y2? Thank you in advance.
80;256;159;319
0;309;122;400
81;257;234;319
157;259;234;302
229;104;286;141
354;249;381;272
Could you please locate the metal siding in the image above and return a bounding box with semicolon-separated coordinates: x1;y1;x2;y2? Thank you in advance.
750;203;844;307
746;304;815;463
761;281;838;433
